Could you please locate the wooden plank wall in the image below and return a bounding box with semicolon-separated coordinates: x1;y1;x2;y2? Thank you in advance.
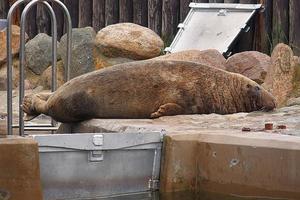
1;0;300;55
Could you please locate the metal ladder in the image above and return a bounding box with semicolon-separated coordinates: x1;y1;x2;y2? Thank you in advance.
6;0;72;136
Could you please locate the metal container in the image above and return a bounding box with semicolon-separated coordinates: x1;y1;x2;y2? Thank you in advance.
165;3;262;55
32;132;163;200
0;19;7;30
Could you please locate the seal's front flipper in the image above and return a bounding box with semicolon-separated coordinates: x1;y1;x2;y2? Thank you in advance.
23;113;39;121
150;103;184;118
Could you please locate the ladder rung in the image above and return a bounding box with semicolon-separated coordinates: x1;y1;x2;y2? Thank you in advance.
24;127;59;131
12;124;55;128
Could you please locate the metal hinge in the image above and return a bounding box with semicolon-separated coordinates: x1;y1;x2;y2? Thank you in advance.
89;134;104;162
89;150;104;162
148;179;160;191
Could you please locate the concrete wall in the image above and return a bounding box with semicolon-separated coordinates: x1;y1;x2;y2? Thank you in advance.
160;131;300;199
0;136;42;200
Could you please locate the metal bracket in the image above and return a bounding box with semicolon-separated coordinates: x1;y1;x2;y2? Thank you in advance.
148;179;159;191
89;150;104;162
89;135;104;162
177;23;185;29
93;134;104;146
218;9;227;16
243;25;251;33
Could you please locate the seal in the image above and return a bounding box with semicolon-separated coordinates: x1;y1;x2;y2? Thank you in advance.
22;60;276;123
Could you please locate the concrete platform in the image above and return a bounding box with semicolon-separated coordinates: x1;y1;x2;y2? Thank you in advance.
0;136;42;200
59;106;300;199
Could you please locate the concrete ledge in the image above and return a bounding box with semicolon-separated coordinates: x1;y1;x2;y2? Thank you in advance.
160;131;300;199
0;136;42;200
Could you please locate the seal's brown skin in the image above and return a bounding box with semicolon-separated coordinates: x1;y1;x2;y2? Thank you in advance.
22;60;276;123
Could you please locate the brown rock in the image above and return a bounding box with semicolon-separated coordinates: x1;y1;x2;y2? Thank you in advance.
0;58;19;90
153;49;226;70
0;25;29;65
262;43;296;106
0;58;40;91
39;60;65;90
292;56;300;97
225;51;271;84
94;23;164;70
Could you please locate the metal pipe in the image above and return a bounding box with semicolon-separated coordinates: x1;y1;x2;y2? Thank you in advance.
51;0;72;81
43;1;58;130
19;0;58;136
6;0;27;135
7;0;71;136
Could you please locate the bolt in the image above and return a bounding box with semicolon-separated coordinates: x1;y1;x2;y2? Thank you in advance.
242;127;251;132
277;125;287;129
265;123;273;130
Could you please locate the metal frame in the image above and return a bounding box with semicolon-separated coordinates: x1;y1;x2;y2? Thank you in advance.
165;3;262;55
6;0;72;136
32;132;164;199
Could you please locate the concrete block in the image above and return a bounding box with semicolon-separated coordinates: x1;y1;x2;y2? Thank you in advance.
0;136;42;200
160;131;300;199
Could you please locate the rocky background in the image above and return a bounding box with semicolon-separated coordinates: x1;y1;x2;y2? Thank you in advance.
1;22;300;135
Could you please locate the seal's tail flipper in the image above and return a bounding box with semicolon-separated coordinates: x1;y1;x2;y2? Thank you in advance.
23;113;40;121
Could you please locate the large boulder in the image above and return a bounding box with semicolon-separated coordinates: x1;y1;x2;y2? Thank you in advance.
39;60;65;90
225;51;271;84
25;33;60;75
153;49;226;70
262;43;298;106
0;25;29;65
59;27;96;79
0;58;39;91
94;23;164;70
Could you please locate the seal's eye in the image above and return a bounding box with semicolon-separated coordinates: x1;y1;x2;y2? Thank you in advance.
255;86;261;91
246;84;251;88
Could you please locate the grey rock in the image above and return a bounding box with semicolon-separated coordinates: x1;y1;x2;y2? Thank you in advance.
25;33;60;75
286;97;300;107
58;105;300;137
59;27;96;79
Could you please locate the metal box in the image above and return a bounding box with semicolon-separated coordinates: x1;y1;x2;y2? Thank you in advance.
32;132;163;200
165;3;262;55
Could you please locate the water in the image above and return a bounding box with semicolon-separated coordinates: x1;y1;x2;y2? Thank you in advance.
96;191;291;200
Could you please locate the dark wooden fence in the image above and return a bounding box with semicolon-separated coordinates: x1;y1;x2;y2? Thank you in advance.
0;0;300;55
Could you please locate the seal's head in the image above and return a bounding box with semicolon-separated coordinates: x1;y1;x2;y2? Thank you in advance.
244;81;276;112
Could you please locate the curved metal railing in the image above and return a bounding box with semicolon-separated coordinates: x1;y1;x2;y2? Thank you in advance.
6;0;72;136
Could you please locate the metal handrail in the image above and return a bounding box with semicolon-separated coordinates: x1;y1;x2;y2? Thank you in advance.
19;0;57;135
6;0;72;136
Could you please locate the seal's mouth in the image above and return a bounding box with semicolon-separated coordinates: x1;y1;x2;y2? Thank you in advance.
259;98;276;112
260;106;275;112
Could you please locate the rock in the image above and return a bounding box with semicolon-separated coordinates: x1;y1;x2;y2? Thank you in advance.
0;57;41;91
291;56;300;97
59;27;96;79
262;43;296;106
93;53;135;70
153;49;226;70
39;60;65;90
286;97;300;107
25;33;60;75
0;25;29;65
59;104;300;136
0;57;21;90
225;51;271;84
94;23;164;70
